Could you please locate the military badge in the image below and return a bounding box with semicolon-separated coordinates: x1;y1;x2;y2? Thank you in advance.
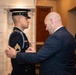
14;43;21;52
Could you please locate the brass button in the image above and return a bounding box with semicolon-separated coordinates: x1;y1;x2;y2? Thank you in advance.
26;46;28;47
25;70;27;72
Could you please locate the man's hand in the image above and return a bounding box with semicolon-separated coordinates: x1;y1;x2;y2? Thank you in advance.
25;47;36;53
5;46;17;58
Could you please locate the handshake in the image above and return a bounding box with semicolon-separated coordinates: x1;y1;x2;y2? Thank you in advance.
5;46;36;58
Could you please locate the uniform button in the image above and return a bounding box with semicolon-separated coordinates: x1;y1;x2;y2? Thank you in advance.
25;70;27;72
26;46;28;47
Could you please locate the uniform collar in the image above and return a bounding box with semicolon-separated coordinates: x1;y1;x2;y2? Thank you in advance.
13;27;23;32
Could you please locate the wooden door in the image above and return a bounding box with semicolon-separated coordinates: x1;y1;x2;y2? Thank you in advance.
36;6;52;42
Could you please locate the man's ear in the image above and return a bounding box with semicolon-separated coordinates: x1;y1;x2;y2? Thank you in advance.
50;18;53;24
18;18;21;23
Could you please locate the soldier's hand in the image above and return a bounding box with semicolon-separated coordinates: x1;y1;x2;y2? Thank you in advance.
25;47;36;53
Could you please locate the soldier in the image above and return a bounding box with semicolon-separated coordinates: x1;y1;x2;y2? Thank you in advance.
8;9;35;75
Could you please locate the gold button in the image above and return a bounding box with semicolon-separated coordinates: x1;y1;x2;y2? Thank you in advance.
25;70;27;72
26;46;28;47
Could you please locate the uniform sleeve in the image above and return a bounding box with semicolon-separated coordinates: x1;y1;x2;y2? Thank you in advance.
16;36;62;63
8;32;23;52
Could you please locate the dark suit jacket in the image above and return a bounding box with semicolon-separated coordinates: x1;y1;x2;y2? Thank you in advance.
16;27;76;75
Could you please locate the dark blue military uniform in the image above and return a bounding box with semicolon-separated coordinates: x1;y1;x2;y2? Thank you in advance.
9;27;35;75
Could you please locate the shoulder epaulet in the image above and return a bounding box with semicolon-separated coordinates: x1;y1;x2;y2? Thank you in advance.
8;30;25;49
